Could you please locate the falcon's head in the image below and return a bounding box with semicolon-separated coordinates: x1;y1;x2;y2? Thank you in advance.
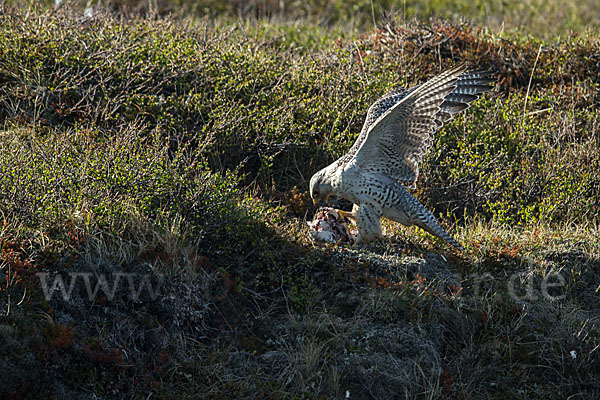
309;169;335;205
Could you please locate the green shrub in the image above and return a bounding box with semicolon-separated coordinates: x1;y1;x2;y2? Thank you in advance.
0;124;245;242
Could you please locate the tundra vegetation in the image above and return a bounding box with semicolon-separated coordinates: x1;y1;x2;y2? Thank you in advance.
0;1;598;399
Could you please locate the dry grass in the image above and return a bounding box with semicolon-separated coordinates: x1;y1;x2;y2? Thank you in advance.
43;0;600;38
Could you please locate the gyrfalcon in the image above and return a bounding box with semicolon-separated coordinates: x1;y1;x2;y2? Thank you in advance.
309;64;495;251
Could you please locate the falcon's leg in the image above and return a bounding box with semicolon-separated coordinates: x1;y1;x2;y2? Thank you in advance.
383;184;465;252
355;203;382;244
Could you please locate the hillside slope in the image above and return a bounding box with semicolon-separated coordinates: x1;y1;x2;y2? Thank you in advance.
0;5;598;399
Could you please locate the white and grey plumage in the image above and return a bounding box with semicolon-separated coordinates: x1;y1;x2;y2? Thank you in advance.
309;64;495;251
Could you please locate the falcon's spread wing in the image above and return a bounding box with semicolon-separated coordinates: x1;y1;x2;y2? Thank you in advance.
349;65;494;183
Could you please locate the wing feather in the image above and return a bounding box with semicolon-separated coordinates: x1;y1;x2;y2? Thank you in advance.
347;65;495;184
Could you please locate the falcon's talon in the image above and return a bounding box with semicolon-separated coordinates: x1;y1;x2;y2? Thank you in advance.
334;209;355;222
308;65;495;251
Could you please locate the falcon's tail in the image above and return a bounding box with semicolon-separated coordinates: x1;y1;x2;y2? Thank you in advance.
414;214;465;252
388;183;465;252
